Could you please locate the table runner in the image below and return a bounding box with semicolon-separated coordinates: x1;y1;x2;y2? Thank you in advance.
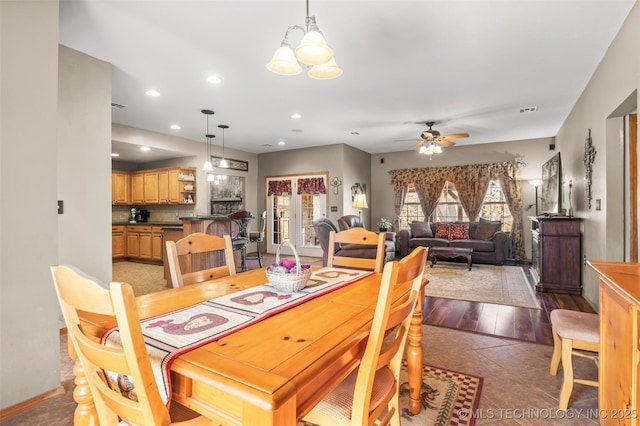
102;267;372;405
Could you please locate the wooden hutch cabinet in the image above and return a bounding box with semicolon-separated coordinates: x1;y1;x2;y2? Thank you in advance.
530;217;582;294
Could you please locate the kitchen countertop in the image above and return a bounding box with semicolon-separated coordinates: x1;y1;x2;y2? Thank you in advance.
112;222;183;227
178;215;230;221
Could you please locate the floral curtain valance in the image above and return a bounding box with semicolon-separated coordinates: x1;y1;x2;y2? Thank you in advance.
297;177;327;194
267;179;292;196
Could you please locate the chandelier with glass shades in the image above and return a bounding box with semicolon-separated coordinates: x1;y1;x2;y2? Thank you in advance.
266;0;342;80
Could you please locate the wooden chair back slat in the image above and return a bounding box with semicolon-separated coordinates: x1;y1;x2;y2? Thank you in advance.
327;228;386;273
166;232;235;288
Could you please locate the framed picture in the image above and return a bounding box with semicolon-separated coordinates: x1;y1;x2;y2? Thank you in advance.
211;155;248;172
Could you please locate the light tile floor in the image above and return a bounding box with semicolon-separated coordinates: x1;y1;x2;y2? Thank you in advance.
2;325;599;425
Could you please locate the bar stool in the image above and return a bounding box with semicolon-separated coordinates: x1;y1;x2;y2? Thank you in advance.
549;309;599;410
246;210;266;268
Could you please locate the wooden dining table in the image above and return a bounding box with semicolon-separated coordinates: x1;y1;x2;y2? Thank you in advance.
74;267;427;425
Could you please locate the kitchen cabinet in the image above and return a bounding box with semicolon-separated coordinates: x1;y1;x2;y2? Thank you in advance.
151;226;164;261
112;226;126;258
130;173;144;204
588;261;640;426
530;217;582;294
112;166;196;205
111;172;130;205
143;172;159;204
127;225;152;260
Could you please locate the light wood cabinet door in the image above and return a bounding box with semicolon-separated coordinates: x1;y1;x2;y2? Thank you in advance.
127;233;140;257
131;173;144;204
112;226;126;258
158;171;169;203
139;233;152;259
152;227;164;261
144;172;159;204
112;172;130;205
168;169;181;203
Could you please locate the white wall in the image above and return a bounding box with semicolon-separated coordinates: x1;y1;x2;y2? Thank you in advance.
58;46;112;283
0;0;61;409
555;2;639;308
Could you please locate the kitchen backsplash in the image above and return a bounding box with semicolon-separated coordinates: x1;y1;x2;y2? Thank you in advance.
112;204;198;224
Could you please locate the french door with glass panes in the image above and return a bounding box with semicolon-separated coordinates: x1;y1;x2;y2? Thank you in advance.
266;174;328;257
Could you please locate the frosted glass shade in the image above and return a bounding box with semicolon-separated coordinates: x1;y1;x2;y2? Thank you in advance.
266;45;302;75
308;58;343;80
206;173;216;182
294;30;333;65
203;161;214;172
219;158;229;169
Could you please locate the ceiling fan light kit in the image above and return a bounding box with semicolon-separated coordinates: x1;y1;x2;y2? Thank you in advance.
397;121;470;155
266;0;342;79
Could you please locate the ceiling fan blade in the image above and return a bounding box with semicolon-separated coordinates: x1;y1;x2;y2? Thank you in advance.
394;138;422;142
437;139;456;147
441;133;469;139
412;141;425;149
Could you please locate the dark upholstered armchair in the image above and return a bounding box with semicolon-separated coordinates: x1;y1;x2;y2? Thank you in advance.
337;215;365;231
314;217;396;266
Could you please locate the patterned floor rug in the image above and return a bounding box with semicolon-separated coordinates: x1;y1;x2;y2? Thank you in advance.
399;362;483;426
300;362;483;426
424;264;540;309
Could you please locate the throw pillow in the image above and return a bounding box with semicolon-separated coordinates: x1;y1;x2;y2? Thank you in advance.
449;223;470;240
435;223;450;239
476;218;502;240
410;221;433;238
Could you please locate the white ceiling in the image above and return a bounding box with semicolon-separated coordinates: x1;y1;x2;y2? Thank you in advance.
59;0;635;163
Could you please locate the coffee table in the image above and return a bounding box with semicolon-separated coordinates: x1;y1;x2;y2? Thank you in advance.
429;246;473;270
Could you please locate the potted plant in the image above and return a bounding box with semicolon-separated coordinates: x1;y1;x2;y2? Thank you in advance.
377;218;392;232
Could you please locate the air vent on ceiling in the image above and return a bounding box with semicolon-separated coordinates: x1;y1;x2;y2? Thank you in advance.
111;102;127;109
519;106;537;113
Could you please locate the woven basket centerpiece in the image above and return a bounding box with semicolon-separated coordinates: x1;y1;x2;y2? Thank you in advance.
266;241;312;292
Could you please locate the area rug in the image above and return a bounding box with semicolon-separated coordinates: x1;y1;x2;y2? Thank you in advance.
300;362;483;426
112;261;167;296
424;264;541;309
399;362;482;426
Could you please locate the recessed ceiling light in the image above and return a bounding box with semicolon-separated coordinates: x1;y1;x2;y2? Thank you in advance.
278;141;286;145
291;113;302;119
111;152;120;157
140;146;151;152
146;90;160;97
170;124;181;130
206;75;222;84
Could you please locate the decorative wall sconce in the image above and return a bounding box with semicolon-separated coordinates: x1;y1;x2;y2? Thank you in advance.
351;183;368;220
584;129;596;209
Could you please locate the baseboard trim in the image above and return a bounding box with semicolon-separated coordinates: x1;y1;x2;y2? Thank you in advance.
0;385;66;421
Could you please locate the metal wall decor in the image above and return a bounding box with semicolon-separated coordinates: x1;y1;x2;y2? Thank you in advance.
583;128;596;209
210;155;249;172
330;177;342;195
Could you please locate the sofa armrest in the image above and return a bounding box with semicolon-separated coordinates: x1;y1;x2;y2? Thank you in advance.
492;231;508;265
399;229;412;257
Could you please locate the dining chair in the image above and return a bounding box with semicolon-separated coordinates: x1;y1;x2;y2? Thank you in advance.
166;232;235;288
246;210;267;268
301;246;428;426
327;227;387;273
51;265;211;426
228;210;253;272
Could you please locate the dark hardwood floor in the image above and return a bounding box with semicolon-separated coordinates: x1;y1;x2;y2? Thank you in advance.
422;266;597;346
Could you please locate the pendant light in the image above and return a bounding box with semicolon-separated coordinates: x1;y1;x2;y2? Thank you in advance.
201;109;215;172
266;0;342;79
217;124;229;169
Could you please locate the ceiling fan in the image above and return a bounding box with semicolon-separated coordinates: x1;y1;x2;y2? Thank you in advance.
397;122;470;154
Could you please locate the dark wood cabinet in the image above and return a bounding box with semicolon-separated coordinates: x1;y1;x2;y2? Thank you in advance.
530;217;582;294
